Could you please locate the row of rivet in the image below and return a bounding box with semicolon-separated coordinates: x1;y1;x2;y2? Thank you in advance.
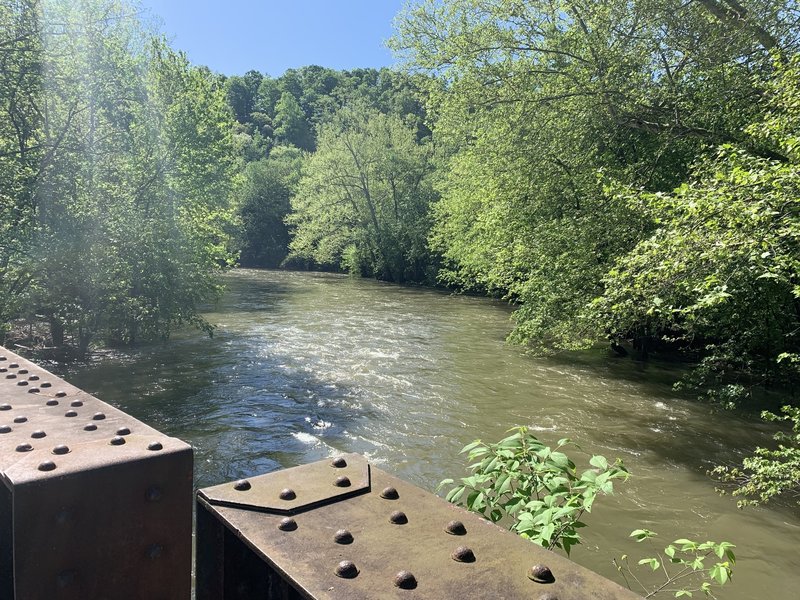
10;439;164;471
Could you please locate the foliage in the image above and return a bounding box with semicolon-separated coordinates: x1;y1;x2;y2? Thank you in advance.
615;529;735;598
287;104;437;283
711;405;800;506
439;427;628;554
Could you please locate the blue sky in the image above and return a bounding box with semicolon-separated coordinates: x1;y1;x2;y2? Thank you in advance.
139;1;408;77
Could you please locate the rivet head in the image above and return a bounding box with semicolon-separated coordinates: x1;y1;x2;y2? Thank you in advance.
393;570;417;589
445;520;467;535
147;441;163;451
334;475;351;487
16;443;32;452
389;510;408;525
116;427;131;435
0;426;11;433
146;486;163;502
27;387;40;393
110;436;126;446
279;488;296;501
451;546;476;563
331;456;347;468
13;415;26;423
28;375;39;381
55;390;66;397
380;486;399;500
38;460;56;471
46;399;59;406
334;529;354;544
83;423;97;431
528;564;555;583
334;560;358;579
233;479;251;491
146;544;163;560
31;430;46;439
40;382;51;388
9;363;18;368
5;374;16;379
0;403;10;411
52;444;70;455
70;400;83;407
18;369;27;374
65;410;77;417
16;380;28;386
92;412;106;420
278;517;298;531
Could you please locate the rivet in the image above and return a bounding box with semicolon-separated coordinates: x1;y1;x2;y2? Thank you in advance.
445;520;467;535
233;479;251;491
334;475;351;487
31;430;46;439
146;544;163;560
451;546;476;563
65;410;77;417
389;510;408;525
528;564;555;583
83;423;97;431
6;374;16;379
46;399;58;406
28;375;39;381
331;456;347;468
13;415;27;423
16;443;32;452
0;368;5;372
279;488;296;501
0;403;10;410
56;570;76;588
18;369;27;374
92;412;106;420
70;400;83;407
16;380;28;386
334;529;354;544
334;560;358;579
116;427;131;435
27;387;40;393
278;517;298;531
380;486;399;500
147;441;163;451
55;390;66;397
38;460;56;471
146;486;163;502
52;444;70;455
0;356;5;360
40;382;51;388
9;363;18;368
0;426;11;433
393;570;417;589
110;436;126;446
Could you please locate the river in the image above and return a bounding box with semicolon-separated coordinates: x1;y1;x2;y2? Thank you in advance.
53;269;799;599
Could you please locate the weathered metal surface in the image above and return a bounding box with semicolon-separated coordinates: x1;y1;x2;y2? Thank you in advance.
0;346;193;599
197;455;642;600
201;453;370;514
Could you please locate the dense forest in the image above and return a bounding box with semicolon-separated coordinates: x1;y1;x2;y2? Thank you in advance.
2;0;800;412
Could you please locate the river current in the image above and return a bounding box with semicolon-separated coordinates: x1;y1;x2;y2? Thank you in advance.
55;269;800;599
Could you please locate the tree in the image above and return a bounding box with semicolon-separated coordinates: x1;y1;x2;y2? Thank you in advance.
287;105;437;283
273;91;313;150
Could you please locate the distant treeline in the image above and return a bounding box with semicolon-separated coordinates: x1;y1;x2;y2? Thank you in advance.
2;0;799;403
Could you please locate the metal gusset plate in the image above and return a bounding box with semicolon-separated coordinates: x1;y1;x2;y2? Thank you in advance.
197;456;643;600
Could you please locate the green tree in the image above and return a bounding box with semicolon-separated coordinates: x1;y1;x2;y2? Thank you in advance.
287;105;437;283
273;91;313;150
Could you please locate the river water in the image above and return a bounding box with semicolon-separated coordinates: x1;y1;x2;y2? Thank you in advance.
54;269;799;598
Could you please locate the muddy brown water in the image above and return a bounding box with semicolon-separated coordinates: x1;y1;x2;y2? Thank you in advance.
54;269;800;599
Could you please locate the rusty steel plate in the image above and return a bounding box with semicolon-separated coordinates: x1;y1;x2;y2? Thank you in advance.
199;453;371;514
0;346;193;600
197;456;642;600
